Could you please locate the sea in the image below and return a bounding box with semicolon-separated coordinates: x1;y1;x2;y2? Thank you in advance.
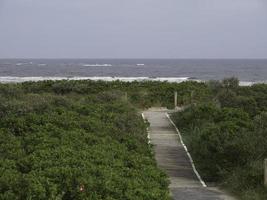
0;59;267;85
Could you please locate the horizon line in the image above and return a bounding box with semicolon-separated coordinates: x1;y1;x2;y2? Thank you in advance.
1;57;267;60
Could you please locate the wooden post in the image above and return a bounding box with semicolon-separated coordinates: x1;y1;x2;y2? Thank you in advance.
125;92;128;101
265;159;267;187
174;91;178;108
190;91;194;104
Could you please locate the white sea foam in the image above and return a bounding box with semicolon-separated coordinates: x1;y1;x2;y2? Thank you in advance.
136;64;145;66
82;64;112;67
239;81;254;86
0;76;264;85
37;64;47;66
15;62;33;66
0;76;190;83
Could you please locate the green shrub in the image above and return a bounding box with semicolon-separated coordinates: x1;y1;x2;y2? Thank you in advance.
0;87;170;199
172;78;267;199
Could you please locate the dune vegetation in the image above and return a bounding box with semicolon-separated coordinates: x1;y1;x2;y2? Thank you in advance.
0;82;174;200
0;78;267;199
171;78;267;200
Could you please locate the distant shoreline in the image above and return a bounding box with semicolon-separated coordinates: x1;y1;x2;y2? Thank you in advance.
0;76;265;86
1;59;267;82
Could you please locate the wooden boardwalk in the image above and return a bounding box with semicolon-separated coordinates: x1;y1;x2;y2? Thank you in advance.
143;109;236;200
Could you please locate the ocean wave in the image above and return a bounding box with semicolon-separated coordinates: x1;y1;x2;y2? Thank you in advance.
0;76;264;85
0;76;191;83
239;81;256;86
37;64;47;66
82;64;112;67
15;62;34;66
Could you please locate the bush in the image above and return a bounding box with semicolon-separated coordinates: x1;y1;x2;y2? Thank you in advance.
171;87;267;199
0;87;170;199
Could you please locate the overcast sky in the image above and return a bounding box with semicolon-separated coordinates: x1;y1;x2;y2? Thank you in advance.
0;0;267;58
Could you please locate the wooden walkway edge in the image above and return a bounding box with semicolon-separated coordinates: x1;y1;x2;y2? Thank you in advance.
143;109;236;200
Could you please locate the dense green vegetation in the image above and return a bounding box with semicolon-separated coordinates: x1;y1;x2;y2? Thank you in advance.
0;82;172;200
17;80;211;108
172;78;267;200
1;78;267;199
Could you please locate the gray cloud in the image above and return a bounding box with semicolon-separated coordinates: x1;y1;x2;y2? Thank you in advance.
0;0;267;58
